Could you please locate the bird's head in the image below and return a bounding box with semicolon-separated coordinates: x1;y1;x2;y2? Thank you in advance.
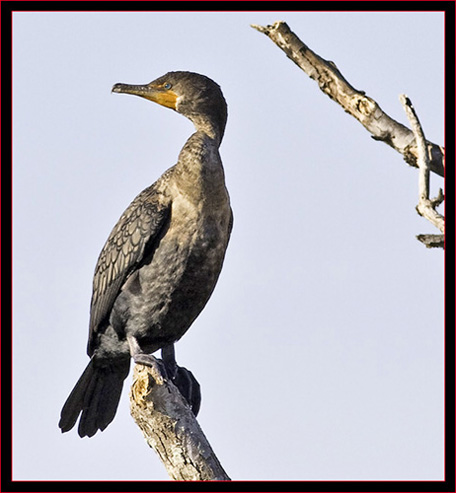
112;71;227;140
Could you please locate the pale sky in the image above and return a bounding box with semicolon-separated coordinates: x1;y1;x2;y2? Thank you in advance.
12;11;445;481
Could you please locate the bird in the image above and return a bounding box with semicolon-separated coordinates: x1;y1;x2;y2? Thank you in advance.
58;71;233;438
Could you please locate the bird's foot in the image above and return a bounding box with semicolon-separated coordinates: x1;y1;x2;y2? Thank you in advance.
172;365;202;416
161;344;201;416
132;353;167;385
128;335;167;383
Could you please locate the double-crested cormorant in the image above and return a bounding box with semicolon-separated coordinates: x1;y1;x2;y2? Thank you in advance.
59;71;233;438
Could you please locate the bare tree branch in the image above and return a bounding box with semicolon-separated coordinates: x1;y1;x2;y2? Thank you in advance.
130;363;231;481
251;21;445;177
415;234;445;249
399;94;445;237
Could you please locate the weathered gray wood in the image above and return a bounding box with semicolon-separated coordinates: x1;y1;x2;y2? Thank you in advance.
400;94;445;240
251;21;444;178
416;234;445;248
130;363;231;481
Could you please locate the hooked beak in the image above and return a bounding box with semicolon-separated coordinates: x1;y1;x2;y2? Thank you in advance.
112;83;178;110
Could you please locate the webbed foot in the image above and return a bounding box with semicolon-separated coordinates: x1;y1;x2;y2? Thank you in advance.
173;365;201;416
127;336;167;383
162;344;202;416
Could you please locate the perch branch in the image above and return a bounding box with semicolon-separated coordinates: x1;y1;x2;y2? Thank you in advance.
130;363;231;481
399;94;445;246
251;21;444;177
415;234;445;249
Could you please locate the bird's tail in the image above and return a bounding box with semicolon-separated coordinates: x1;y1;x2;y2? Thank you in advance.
59;356;130;438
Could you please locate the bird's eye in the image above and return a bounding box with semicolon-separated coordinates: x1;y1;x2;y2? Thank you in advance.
163;83;172;90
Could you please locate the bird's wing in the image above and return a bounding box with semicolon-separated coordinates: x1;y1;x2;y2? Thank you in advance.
87;180;171;356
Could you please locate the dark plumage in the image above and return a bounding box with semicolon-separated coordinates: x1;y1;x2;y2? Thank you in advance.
59;72;232;438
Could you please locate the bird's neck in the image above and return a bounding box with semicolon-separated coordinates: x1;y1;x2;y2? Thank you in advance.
188;115;224;146
178;131;221;168
174;131;225;201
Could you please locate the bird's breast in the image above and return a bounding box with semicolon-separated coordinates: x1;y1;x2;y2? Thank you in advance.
121;180;231;351
169;184;231;262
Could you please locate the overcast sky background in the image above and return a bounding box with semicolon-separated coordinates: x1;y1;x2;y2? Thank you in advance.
12;11;445;481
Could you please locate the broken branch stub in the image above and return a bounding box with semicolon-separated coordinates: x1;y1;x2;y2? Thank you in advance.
130;363;231;481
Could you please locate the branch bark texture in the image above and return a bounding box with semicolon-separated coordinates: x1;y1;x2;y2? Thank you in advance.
415;234;445;249
130;363;231;481
399;94;445;248
399;94;445;237
251;21;444;177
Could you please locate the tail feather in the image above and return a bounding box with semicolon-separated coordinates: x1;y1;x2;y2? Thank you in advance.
59;357;130;438
78;370;105;438
97;372;126;431
59;363;94;433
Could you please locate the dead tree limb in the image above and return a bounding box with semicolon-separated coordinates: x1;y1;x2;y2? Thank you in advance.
415;234;445;249
130;363;231;481
251;21;445;178
400;94;445;248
